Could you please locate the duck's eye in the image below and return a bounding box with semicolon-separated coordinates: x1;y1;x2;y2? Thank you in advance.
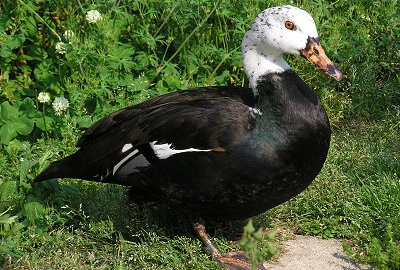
285;21;295;30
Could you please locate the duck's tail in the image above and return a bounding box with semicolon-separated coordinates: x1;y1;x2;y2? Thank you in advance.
34;151;134;186
33;152;81;182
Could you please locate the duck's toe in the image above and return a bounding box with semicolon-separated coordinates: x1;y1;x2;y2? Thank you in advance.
193;222;266;270
214;251;266;270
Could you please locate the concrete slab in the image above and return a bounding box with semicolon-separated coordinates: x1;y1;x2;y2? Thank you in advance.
264;235;373;270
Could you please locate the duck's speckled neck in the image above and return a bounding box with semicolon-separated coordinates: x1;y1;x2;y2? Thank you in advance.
241;31;290;96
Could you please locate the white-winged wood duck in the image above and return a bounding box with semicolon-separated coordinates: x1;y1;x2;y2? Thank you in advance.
34;5;342;270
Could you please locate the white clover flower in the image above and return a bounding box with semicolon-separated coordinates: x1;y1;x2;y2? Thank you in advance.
55;41;67;54
38;92;51;103
63;30;75;41
86;10;102;24
52;97;70;116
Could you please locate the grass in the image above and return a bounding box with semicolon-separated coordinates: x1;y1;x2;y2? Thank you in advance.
1;0;399;269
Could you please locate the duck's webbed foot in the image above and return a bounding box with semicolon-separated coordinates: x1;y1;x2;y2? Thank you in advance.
193;222;266;270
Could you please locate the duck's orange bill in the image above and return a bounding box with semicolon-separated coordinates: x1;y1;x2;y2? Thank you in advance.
300;37;343;81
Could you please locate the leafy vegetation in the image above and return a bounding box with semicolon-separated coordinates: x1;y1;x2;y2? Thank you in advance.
0;0;399;269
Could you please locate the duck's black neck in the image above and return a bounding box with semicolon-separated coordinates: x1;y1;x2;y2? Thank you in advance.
252;70;329;137
254;70;319;109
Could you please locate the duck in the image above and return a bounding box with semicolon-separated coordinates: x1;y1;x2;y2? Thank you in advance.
34;5;342;270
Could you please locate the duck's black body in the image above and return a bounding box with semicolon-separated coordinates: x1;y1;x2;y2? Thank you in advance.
34;70;330;221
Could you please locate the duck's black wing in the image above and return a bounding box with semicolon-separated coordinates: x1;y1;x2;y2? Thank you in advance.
33;87;257;184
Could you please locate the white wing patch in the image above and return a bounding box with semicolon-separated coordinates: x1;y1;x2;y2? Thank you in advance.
150;141;212;159
122;143;133;152
113;149;139;175
116;153;150;176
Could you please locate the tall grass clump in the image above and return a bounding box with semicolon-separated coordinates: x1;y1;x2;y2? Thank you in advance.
0;0;398;269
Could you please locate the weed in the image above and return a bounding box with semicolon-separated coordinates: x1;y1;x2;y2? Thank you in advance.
240;219;277;269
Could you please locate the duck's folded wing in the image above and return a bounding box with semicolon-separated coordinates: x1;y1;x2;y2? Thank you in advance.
77;86;255;147
34;88;257;184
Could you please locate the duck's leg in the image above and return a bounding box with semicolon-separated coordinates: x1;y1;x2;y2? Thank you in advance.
193;222;266;270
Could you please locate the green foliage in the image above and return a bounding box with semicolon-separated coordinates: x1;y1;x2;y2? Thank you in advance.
0;99;53;145
240;219;277;269
0;0;399;269
365;223;400;270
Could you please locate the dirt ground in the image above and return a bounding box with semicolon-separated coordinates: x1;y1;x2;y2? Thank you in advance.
264;235;373;270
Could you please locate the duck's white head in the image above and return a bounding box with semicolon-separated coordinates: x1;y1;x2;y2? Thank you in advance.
242;5;342;94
